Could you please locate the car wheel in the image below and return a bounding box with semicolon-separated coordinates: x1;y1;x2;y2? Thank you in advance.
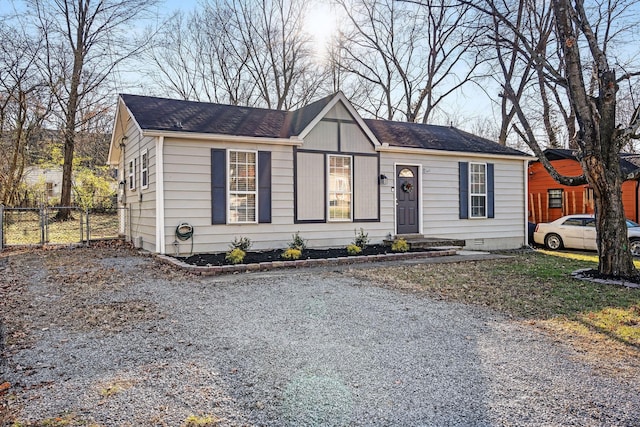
630;239;640;256
544;233;563;250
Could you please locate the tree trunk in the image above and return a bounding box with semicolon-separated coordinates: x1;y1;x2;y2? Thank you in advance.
56;13;85;220
553;1;636;277
583;153;635;276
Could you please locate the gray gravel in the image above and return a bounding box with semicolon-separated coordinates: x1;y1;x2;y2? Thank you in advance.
2;249;639;426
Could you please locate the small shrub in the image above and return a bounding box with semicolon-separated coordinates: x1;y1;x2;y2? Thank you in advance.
391;238;409;252
347;244;362;255
353;228;369;249
289;232;306;251
182;414;222;427
225;248;246;264
281;248;302;260
230;236;252;251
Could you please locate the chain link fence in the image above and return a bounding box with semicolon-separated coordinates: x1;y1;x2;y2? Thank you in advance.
0;205;125;250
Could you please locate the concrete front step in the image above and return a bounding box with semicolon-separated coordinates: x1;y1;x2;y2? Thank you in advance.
383;236;466;250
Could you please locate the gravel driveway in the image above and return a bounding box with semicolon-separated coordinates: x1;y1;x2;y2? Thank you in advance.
1;246;639;426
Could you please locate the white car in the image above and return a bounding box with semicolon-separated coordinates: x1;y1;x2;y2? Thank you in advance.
533;214;640;255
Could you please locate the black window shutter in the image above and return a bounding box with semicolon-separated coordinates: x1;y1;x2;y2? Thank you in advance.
487;163;495;218
211;149;226;224
459;162;469;219
258;151;272;223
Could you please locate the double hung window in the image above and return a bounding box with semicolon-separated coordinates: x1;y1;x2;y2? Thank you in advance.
228;151;257;223
469;162;487;218
548;189;563;208
128;159;136;191
141;150;149;189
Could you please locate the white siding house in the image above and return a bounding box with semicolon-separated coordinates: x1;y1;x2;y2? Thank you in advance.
108;92;532;255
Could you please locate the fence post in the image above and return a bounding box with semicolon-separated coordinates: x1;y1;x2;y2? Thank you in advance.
40;205;46;245
0;204;4;252
86;209;90;246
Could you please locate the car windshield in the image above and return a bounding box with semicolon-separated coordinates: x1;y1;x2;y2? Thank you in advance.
627;220;640;228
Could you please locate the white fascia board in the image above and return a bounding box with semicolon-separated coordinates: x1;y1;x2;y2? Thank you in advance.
107;97;144;166
107;99;125;166
297;92;382;147
376;145;534;162
142;130;303;146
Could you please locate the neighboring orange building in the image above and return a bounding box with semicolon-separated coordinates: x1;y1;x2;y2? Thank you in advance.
528;149;640;223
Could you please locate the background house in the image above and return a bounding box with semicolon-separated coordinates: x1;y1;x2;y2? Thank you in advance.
528;149;640;224
22;166;63;205
108;92;532;255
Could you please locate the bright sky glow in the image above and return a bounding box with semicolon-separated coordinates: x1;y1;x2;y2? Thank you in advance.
304;3;340;61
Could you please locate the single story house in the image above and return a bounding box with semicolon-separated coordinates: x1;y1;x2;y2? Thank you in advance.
108;92;532;255
22;166;63;202
528;148;640;223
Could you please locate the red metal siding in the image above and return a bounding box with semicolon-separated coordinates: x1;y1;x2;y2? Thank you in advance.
528;159;639;223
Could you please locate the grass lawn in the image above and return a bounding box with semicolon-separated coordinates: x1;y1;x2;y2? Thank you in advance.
349;250;640;376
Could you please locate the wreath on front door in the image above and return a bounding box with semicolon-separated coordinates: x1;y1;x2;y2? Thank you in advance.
401;181;414;193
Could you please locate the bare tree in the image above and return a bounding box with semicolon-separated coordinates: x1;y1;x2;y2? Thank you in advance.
146;0;329;109
466;0;640;277
0;21;52;206
27;0;158;219
335;0;482;123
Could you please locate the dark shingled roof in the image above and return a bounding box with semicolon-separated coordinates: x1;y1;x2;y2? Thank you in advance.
121;94;289;138
364;119;527;156
120;93;529;156
540;148;640;176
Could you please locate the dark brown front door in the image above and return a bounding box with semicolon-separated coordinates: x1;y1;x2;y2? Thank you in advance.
396;165;419;234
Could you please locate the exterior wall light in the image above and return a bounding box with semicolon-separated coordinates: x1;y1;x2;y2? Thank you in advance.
379;174;388;185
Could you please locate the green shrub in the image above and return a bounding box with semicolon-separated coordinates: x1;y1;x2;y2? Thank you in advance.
289;232;306;251
391;238;409;252
281;248;302;260
347;244;362;255
230;236;252;251
353;228;369;249
182;414;221;427
225;248;246;264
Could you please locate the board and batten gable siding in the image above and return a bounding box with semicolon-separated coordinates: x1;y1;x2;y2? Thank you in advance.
379;152;526;250
121;122;156;252
295;98;379;225
324;101;352;120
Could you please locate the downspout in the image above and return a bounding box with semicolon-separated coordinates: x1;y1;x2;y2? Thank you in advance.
119;137;127;236
524;159;530;246
155;136;165;254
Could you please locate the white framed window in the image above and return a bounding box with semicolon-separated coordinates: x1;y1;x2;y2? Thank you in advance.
469;162;486;218
328;155;352;221
128;158;136;191
228;150;257;223
140;149;149;189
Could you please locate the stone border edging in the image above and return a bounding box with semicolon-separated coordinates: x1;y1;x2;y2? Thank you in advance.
571;268;640;289
154;249;458;276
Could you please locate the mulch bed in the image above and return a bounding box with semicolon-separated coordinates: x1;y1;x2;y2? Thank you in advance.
177;244;434;267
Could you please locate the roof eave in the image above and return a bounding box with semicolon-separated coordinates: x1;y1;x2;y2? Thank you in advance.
107;95;144;166
376;144;534;161
141;129;303;146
